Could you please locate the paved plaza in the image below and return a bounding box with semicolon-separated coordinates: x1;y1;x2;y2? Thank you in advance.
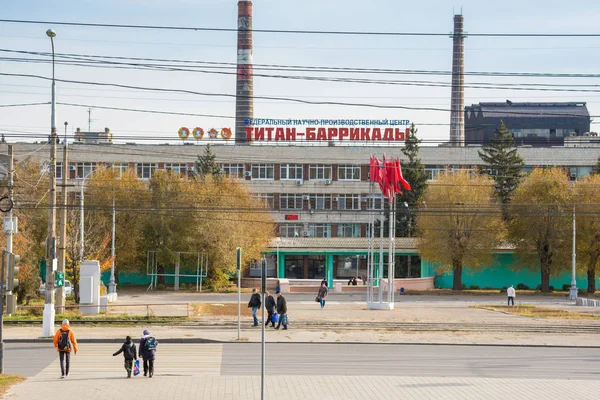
5;343;600;400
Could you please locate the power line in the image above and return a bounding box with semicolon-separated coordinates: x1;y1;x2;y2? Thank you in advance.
2;19;600;37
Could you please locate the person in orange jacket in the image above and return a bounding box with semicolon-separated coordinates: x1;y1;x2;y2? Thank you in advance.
53;319;78;378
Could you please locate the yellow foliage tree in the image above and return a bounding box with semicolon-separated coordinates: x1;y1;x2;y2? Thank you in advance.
508;168;573;292
575;174;600;293
417;170;505;290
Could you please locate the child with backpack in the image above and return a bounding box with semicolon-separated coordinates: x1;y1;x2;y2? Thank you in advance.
113;336;138;378
52;319;78;379
139;329;158;378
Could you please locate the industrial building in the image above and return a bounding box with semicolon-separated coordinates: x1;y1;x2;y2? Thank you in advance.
465;101;592;147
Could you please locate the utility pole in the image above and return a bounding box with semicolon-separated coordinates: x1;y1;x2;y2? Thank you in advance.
56;127;68;313
1;251;6;373
42;28;58;338
569;202;578;301
5;145;15;315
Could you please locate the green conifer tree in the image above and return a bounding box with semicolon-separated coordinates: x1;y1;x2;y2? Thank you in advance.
478;121;525;220
194;144;222;178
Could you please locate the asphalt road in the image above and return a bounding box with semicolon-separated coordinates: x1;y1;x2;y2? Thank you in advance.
6;343;600;380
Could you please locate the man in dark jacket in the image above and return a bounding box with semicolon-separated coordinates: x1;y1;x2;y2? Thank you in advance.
248;288;262;327
264;290;276;328
275;290;288;330
113;335;137;378
139;329;157;378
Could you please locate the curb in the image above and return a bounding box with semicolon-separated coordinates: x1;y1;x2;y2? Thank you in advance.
4;338;600;349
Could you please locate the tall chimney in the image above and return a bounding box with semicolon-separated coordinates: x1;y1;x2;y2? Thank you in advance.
449;14;466;147
235;1;254;145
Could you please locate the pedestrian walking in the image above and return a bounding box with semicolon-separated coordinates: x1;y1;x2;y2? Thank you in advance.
317;281;328;309
321;278;328;288
507;285;516;306
275;290;288;330
248;287;262;327
53;319;78;379
139;329;158;378
113;335;138;378
265;290;276;328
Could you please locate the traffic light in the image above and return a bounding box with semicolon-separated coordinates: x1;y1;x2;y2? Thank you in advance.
55;271;65;287
6;252;20;291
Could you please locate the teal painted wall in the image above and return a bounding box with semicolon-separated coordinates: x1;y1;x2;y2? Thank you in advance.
100;271;205;286
422;253;600;289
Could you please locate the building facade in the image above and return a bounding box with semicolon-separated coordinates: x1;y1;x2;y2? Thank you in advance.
2;142;600;286
465;101;591;147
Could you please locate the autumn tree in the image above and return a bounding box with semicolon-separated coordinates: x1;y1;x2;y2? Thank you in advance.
593;155;600;175
396;123;428;237
575;174;600;293
187;175;274;288
508;168;572;292
85;168;148;281
417;170;505;290
478;122;525;220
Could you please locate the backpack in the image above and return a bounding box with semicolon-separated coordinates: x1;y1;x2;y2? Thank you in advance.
145;336;157;351
58;329;71;351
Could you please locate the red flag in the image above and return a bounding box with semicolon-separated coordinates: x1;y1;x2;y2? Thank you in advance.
395;160;411;191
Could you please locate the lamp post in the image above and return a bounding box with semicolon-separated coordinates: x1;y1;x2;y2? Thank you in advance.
42;28;58;338
403;202;412;278
569;202;578;301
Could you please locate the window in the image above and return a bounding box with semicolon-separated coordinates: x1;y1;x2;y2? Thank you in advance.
309;194;332;210
308;224;331;238
279;224;303;238
254;193;274;209
338;224;360;238
136;163;157;179
280;164;303;180
337;194;361;210
338;164;361;181
251;164;274;180
280;194;303;210
309;164;332;180
424;168;444;181
165;163;188;175
112;163;129;178
56;162;62;180
76;162;96;179
222;163;244;178
367;194;384;210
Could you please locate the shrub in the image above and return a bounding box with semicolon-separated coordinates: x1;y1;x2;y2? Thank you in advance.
156;284;166;291
468;285;480;290
483;286;493;290
500;286;507;293
516;283;529;290
549;285;555;292
562;284;571;291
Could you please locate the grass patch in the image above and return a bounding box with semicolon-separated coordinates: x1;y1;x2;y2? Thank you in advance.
5;312;189;323
192;303;252;317
0;374;26;395
473;304;600;319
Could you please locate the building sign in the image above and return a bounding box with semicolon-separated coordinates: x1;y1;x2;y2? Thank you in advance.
245;126;410;142
178;127;232;141
284;214;299;221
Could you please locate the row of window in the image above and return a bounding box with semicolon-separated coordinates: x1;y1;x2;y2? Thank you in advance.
224;163;362;181
253;194;384;210
279;223;361;238
55;162;189;180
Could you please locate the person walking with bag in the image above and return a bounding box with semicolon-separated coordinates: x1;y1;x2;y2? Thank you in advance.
139;329;158;378
317;281;328;309
248;288;262;327
275;290;288;330
113;335;137;378
53;319;78;379
265;290;276;328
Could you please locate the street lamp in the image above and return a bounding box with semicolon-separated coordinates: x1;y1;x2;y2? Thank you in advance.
569;201;578;301
42;28;58;338
403;202;412;278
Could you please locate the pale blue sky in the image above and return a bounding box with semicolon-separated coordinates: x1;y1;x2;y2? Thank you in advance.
1;0;599;145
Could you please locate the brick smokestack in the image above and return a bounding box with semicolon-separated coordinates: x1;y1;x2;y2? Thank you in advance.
235;1;254;145
449;14;466;147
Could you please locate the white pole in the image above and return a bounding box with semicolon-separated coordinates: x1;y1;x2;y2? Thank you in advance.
237;248;241;341
388;201;393;304
79;182;84;263
378;209;384;304
569;203;578;301
108;198;117;296
260;261;266;400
